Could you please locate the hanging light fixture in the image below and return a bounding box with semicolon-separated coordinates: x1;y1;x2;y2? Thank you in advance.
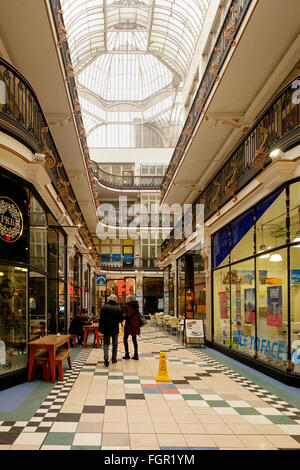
270;233;282;262
293;207;300;244
258;226;270;259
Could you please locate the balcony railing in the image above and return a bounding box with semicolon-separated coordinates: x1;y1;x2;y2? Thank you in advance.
94;165;163;190
0;57;99;266
161;0;252;200
160;75;300;261
100;257;159;272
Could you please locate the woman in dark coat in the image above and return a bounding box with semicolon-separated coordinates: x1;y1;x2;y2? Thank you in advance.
123;295;141;360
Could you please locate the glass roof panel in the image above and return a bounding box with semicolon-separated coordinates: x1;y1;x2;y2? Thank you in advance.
60;0;211;148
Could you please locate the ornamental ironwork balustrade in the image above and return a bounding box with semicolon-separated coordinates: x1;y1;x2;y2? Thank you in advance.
161;0;252;200
94;165;164;190
0;58;99;266
160;75;300;261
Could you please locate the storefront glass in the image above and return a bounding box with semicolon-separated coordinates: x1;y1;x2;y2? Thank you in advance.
0;266;27;376
29;272;46;341
290;246;300;374
256;249;288;368
177;257;185;318
212;180;300;376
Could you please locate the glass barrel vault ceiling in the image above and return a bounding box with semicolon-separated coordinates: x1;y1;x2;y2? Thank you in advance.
60;0;210;148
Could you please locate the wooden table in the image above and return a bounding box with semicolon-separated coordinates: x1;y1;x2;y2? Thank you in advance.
28;334;71;383
83;324;103;349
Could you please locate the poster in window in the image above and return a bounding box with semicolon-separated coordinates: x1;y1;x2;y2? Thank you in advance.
244;288;255;324
219;291;229;319
267;286;282;327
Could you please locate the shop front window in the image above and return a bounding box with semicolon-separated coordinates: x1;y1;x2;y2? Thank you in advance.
256;249;288;368
193;252;206;320
29;272;46;341
231;260;256;357
0;266;27;376
290;246;300;374
30;197;47;272
177;257;185;318
213;267;230;347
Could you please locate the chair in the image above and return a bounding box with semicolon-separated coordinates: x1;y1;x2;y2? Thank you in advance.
176;319;185;337
168;317;179;335
155;315;164;328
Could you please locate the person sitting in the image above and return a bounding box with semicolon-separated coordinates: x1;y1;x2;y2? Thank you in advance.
99;295;123;367
69;308;91;346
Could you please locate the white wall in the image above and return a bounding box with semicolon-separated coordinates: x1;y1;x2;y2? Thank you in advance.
90;148;174;167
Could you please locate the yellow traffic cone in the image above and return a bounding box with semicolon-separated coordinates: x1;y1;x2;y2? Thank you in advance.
155;352;171;382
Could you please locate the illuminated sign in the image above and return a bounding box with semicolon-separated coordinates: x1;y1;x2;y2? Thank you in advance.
0;197;23;243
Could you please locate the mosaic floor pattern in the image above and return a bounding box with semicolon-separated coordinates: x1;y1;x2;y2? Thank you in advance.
0;325;300;450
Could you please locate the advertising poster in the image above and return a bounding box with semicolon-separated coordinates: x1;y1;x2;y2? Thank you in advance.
267;286;282;327
186;319;204;345
219;291;229;319
291;269;300;285
244;288;255;324
136;295;143;315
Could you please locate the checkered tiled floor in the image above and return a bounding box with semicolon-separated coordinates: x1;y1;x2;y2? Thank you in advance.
0;325;300;450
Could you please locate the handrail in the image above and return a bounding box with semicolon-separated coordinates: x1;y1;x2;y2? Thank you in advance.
0;57;100;266
100;257;159;271
160;74;300;260
161;0;252;200
93;164;164;190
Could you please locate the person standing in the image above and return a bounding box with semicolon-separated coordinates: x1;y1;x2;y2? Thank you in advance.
123;295;141;360
99;294;123;367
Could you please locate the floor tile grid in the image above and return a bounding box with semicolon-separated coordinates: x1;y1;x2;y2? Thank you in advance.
1;326;300;450
0;348;91;438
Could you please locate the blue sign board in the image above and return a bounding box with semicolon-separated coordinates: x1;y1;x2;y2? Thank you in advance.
96;274;106;287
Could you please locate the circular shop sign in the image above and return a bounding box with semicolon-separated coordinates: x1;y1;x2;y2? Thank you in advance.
0;196;23;243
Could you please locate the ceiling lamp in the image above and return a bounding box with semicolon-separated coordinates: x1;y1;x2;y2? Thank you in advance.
270;253;282;262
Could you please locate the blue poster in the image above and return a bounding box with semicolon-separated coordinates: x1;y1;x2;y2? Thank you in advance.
291;270;300;285
96;274;106;287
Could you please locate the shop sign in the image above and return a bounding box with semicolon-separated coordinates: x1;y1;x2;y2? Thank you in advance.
232;332;300;364
186;319;204;345
0;196;23;242
267;286;282;327
96;274;106;289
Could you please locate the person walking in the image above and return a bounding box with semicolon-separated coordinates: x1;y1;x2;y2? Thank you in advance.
99;294;123;367
123;295;141;360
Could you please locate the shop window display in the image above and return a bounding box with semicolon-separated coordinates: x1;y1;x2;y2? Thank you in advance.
0;266;27;376
256;249;288;368
213;267;230;346
29;272;46;341
177;256;186;318
212;180;300;376
231;260;256;357
290;247;300;374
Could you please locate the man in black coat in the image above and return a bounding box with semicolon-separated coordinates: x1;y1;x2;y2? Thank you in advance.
99;295;123;367
69;309;91;346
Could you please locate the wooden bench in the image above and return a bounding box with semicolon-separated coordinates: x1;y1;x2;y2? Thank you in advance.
70;335;77;348
31;348;72;382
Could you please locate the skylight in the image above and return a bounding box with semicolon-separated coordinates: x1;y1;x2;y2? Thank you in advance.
60;0;210;148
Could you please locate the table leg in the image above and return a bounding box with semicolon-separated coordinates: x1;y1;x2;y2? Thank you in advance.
48;346;56;383
95;330;100;349
28;345;37;382
83;329;88;348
